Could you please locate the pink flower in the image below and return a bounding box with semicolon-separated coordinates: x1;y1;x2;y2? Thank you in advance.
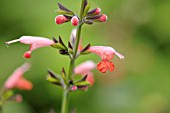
6;36;54;58
71;16;79;26
74;60;96;85
98;14;108;22
55;15;68;24
88;46;124;73
4;63;33;90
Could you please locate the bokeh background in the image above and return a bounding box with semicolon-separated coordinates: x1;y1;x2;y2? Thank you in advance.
0;0;170;113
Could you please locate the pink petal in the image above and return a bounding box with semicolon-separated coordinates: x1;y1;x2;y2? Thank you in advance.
74;60;96;74
4;63;31;90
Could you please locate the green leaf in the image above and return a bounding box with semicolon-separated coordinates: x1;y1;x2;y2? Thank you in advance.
56;9;74;15
51;43;67;50
83;2;90;18
74;81;90;86
2;90;14;101
46;75;61;85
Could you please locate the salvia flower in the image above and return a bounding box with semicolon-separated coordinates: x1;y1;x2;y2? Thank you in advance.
88;46;124;73
71;16;79;26
74;60;96;85
55;15;68;24
6;36;54;58
4;63;33;90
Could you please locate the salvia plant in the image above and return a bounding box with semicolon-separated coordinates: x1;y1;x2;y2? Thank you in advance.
0;0;124;113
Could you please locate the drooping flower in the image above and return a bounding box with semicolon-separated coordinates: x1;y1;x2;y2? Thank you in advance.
74;60;96;85
88;46;124;73
6;36;54;58
4;63;33;90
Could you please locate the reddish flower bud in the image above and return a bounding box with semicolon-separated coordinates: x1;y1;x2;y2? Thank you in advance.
98;14;108;22
71;86;77;91
24;51;31;58
55;15;68;24
71;16;79;26
94;8;101;15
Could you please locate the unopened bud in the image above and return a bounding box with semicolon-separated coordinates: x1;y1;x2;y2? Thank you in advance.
98;14;108;22
71;16;79;26
55;15;68;24
69;85;77;91
88;8;101;15
24;51;31;58
95;8;101;15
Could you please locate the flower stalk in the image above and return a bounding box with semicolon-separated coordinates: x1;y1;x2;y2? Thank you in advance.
61;0;86;113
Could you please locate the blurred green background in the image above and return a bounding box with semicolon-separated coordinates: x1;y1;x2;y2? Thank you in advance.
0;0;170;113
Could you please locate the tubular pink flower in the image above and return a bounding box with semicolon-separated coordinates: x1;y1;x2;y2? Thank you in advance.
88;46;124;73
74;61;96;85
71;16;79;26
6;36;54;58
4;63;33;90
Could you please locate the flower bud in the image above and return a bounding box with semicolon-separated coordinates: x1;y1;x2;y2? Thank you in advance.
88;8;101;15
24;51;31;58
98;14;108;22
95;8;101;15
71;16;79;26
55;15;68;24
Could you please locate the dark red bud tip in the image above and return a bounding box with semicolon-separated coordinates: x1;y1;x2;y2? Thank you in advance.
55;15;67;24
24;51;31;58
95;8;101;15
71;16;79;26
98;14;108;22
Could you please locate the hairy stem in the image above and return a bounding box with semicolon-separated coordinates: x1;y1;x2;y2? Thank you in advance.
60;0;86;113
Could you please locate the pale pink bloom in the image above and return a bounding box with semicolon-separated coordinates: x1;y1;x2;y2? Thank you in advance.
4;63;33;90
88;46;124;73
69;28;83;51
89;46;124;60
74;61;96;85
71;16;79;26
70;28;77;45
6;36;54;58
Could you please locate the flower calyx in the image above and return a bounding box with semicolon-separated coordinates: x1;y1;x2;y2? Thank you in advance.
47;69;67;89
56;3;74;15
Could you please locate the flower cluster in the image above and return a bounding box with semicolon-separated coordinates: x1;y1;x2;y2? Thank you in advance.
55;3;107;26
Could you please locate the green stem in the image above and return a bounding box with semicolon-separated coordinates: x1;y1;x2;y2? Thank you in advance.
61;91;69;113
60;0;86;113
